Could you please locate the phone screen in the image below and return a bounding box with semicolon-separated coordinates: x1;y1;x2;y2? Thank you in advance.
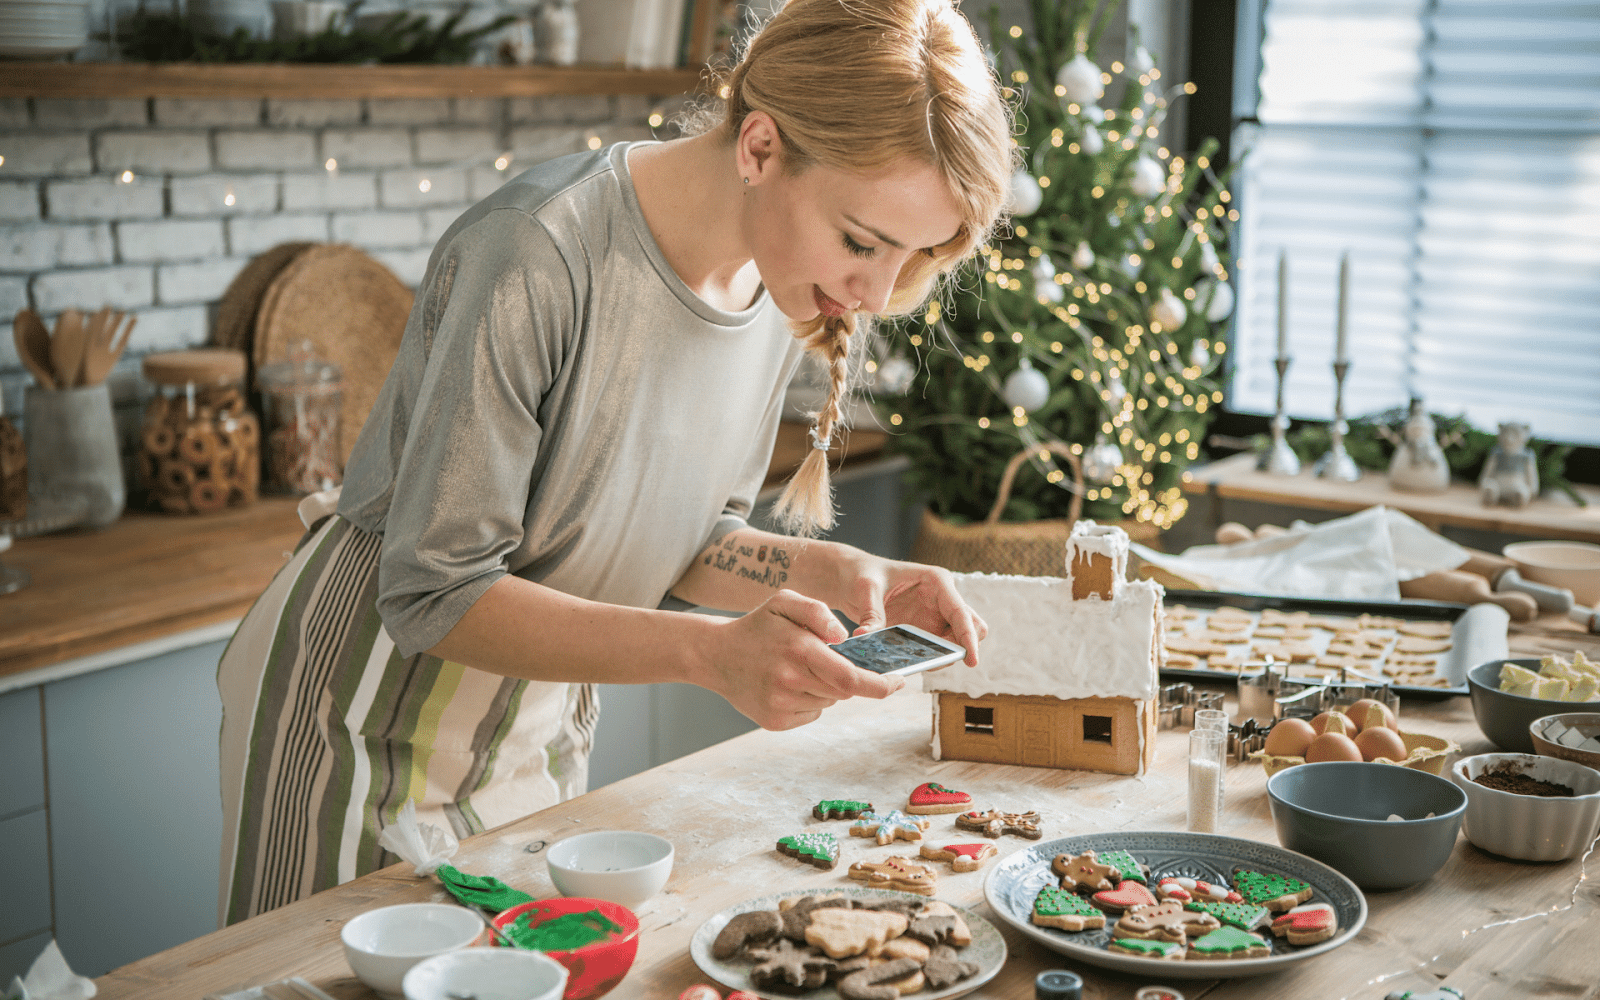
831;626;957;674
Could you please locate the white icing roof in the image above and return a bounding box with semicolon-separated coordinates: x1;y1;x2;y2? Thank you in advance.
922;572;1163;702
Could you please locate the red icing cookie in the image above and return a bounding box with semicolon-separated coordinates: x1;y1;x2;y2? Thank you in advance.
1270;902;1338;945
1091;881;1158;913
905;781;973;815
919;842;998;873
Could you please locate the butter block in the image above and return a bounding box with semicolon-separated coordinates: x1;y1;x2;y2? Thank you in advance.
1499;663;1541;692
1580;736;1600;753
1557;726;1589;748
1565;676;1599;703
1506;681;1536;698
1534;677;1570;700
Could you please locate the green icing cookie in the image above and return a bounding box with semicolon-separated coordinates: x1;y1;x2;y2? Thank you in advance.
1096;849;1147;883
777;832;839;867
1034;886;1102;919
1189;925;1268;957
1110;937;1184;958
1184;898;1270;930
1232;869;1311;905
813;799;872;820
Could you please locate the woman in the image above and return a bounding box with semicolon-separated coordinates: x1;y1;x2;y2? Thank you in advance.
217;0;1014;923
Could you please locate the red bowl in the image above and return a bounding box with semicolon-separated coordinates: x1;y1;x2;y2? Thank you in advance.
491;897;639;1000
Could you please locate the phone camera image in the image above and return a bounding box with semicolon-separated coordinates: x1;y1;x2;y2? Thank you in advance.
831;626;963;676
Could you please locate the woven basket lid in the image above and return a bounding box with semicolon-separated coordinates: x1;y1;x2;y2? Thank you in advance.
213;242;316;361
144;348;247;387
253;244;413;468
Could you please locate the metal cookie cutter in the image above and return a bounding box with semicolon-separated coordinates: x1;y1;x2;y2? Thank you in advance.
1237;662;1400;724
1227;718;1272;762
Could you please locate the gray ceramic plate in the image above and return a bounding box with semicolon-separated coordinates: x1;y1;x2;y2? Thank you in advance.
984;831;1367;978
689;886;1005;1000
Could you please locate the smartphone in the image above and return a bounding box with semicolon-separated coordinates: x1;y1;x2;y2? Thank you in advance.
830;623;966;677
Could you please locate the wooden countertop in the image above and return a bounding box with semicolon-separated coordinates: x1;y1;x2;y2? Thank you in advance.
1183;452;1600;543
0;423;889;682
94;619;1600;999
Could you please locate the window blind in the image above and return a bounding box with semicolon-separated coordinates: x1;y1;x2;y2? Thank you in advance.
1229;0;1600;445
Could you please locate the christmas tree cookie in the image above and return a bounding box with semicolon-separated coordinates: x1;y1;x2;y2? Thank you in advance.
777;832;839;870
1188;926;1271;960
1030;886;1106;931
1183;898;1271;931
1108;937;1186;960
1231;869;1315;912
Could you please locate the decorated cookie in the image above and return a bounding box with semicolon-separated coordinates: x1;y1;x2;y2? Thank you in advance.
1114;900;1221;943
747;938;835;989
1052;850;1119;893
712;908;783;960
1155;876;1242;904
919;841;998;872
1091;880;1159;914
849;809;930;846
1231;869;1315;912
777;832;840;870
1183;898;1271;931
1031;886;1107;932
846;855;939;896
813;799;873;821
922;944;981;988
1108;937;1186;960
1095;849;1150;884
803;908;910;959
905;781;972;814
954;808;1042;839
835;957;922;1000
1270;902;1339;945
1187;925;1270;960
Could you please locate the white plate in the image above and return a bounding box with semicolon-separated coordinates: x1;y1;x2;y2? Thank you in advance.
689;886;1005;1000
984;830;1367;978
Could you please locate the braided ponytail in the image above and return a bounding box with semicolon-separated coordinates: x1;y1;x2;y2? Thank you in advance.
770;313;854;535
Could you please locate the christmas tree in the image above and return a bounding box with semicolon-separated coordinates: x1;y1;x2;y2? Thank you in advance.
871;0;1235;533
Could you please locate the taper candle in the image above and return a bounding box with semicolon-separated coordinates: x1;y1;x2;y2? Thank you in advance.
1276;250;1288;358
1335;252;1350;363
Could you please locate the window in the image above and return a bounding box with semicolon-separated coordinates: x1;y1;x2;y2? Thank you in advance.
1228;0;1600;445
964;705;996;735
1082;714;1114;744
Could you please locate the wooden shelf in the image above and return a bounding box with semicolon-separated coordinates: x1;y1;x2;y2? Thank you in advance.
0;62;707;99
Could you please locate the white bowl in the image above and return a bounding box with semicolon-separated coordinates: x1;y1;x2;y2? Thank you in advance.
1451;753;1600;862
1501;540;1600;605
340;903;484;999
402;948;568;1000
546;830;674;909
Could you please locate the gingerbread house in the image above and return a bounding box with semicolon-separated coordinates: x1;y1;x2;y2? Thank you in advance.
923;521;1164;775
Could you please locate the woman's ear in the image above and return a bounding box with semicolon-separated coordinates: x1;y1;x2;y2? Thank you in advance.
736;111;784;186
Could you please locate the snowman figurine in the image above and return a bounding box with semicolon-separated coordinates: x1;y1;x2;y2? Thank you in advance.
1479;422;1539;508
1383;399;1451;494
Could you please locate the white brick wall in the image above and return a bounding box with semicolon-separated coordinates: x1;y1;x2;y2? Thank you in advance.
1;135;94;176
227;213;330;257
118;219;227;264
322;128;413;170
96;130;213;175
216;129;319;171
0;182;38;222
33;265;154;313
46;178;164;222
157;258;243;305
170;175;279;216
1;223;114;270
153;98;264;128
282;171;379;212
330;211;424;249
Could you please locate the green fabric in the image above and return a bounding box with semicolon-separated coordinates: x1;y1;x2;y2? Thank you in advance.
506;909;623;951
435;864;534;913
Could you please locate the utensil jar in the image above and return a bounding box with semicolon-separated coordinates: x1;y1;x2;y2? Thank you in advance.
140;349;258;514
23;383;125;528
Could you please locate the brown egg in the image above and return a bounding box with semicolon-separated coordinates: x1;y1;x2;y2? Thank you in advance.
1346;698;1399;733
1305;731;1363;763
1263;717;1316;757
1355;725;1409;762
1310;710;1352;737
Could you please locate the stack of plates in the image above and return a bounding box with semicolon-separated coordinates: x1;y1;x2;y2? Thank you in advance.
0;0;88;59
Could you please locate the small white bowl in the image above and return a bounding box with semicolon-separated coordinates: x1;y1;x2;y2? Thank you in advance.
1451;753;1600;862
1502;540;1600;605
402;948;568;1000
341;903;484;999
546;830;674;909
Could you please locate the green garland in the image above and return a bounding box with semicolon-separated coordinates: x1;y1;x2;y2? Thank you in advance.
115;3;515;64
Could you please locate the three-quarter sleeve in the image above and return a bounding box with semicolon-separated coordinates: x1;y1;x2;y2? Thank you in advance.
342;207;578;656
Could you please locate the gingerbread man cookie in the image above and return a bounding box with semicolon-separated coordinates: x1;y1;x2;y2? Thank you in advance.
1114;900;1221;943
954;808;1042;839
845;855;939;896
919;842;998;873
848;809;930;846
1052;850;1119;893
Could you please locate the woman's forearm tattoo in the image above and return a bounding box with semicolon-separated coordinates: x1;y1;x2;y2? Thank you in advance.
701;532;792;588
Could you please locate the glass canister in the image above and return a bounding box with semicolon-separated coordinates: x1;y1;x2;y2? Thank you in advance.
140;348;259;514
257;340;343;496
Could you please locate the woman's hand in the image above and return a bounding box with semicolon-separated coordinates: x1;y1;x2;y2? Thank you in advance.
696;589;905;731
834;555;988;667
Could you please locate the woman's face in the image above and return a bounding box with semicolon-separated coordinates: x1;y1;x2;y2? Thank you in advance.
739;138;964;322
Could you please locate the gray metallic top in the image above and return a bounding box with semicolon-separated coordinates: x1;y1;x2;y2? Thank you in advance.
340;143;804;657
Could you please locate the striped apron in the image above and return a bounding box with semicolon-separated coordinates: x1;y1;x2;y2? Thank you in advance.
216;513;598;924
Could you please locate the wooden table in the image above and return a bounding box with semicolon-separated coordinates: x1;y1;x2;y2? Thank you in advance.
97;618;1600;1000
1182;452;1600;544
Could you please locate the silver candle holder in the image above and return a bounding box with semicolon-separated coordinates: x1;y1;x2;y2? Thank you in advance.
1314;359;1361;481
1258;354;1301;475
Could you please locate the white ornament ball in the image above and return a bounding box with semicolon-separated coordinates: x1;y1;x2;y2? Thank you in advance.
1200;240;1220;272
1080;124;1105;156
1129;157;1166;198
1032;257;1064;303
1056;54;1104;106
1188;340;1211;368
1083;433;1123;483
1149;287;1188;330
1133;46;1155;73
875;355;915;395
1198;278;1235;321
1008;170;1043;216
1037;281;1065;304
1072;241;1096;270
1002;359;1052;413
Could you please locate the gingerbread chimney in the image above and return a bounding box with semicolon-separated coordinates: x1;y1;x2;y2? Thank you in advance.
1065;520;1128;601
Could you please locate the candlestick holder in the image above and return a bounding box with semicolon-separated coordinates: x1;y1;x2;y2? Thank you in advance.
1258;355;1300;475
1314;359;1361;481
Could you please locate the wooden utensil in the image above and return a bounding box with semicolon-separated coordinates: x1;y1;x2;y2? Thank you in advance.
49;308;86;389
1399;569;1538;622
80;310;133;387
12;309;56;389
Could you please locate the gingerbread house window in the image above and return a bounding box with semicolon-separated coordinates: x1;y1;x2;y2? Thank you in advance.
1082;714;1113;744
964;706;995;736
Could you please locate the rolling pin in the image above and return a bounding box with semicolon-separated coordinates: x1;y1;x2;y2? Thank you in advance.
1457;547;1575;613
1399;569;1538;621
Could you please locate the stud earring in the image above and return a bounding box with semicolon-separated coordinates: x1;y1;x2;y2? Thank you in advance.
742;176;749;185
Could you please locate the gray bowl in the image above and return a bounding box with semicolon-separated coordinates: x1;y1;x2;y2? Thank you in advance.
1267;761;1466;890
1467;658;1583;753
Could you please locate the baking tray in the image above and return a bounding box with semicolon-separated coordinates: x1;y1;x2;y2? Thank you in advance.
1157;589;1510;699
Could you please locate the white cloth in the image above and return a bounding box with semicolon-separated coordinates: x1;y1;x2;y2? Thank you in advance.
4;941;94;1000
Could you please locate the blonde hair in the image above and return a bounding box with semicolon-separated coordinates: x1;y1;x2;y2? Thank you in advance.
690;0;1014;536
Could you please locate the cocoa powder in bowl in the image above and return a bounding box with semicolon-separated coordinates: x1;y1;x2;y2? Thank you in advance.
1472;763;1574;797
